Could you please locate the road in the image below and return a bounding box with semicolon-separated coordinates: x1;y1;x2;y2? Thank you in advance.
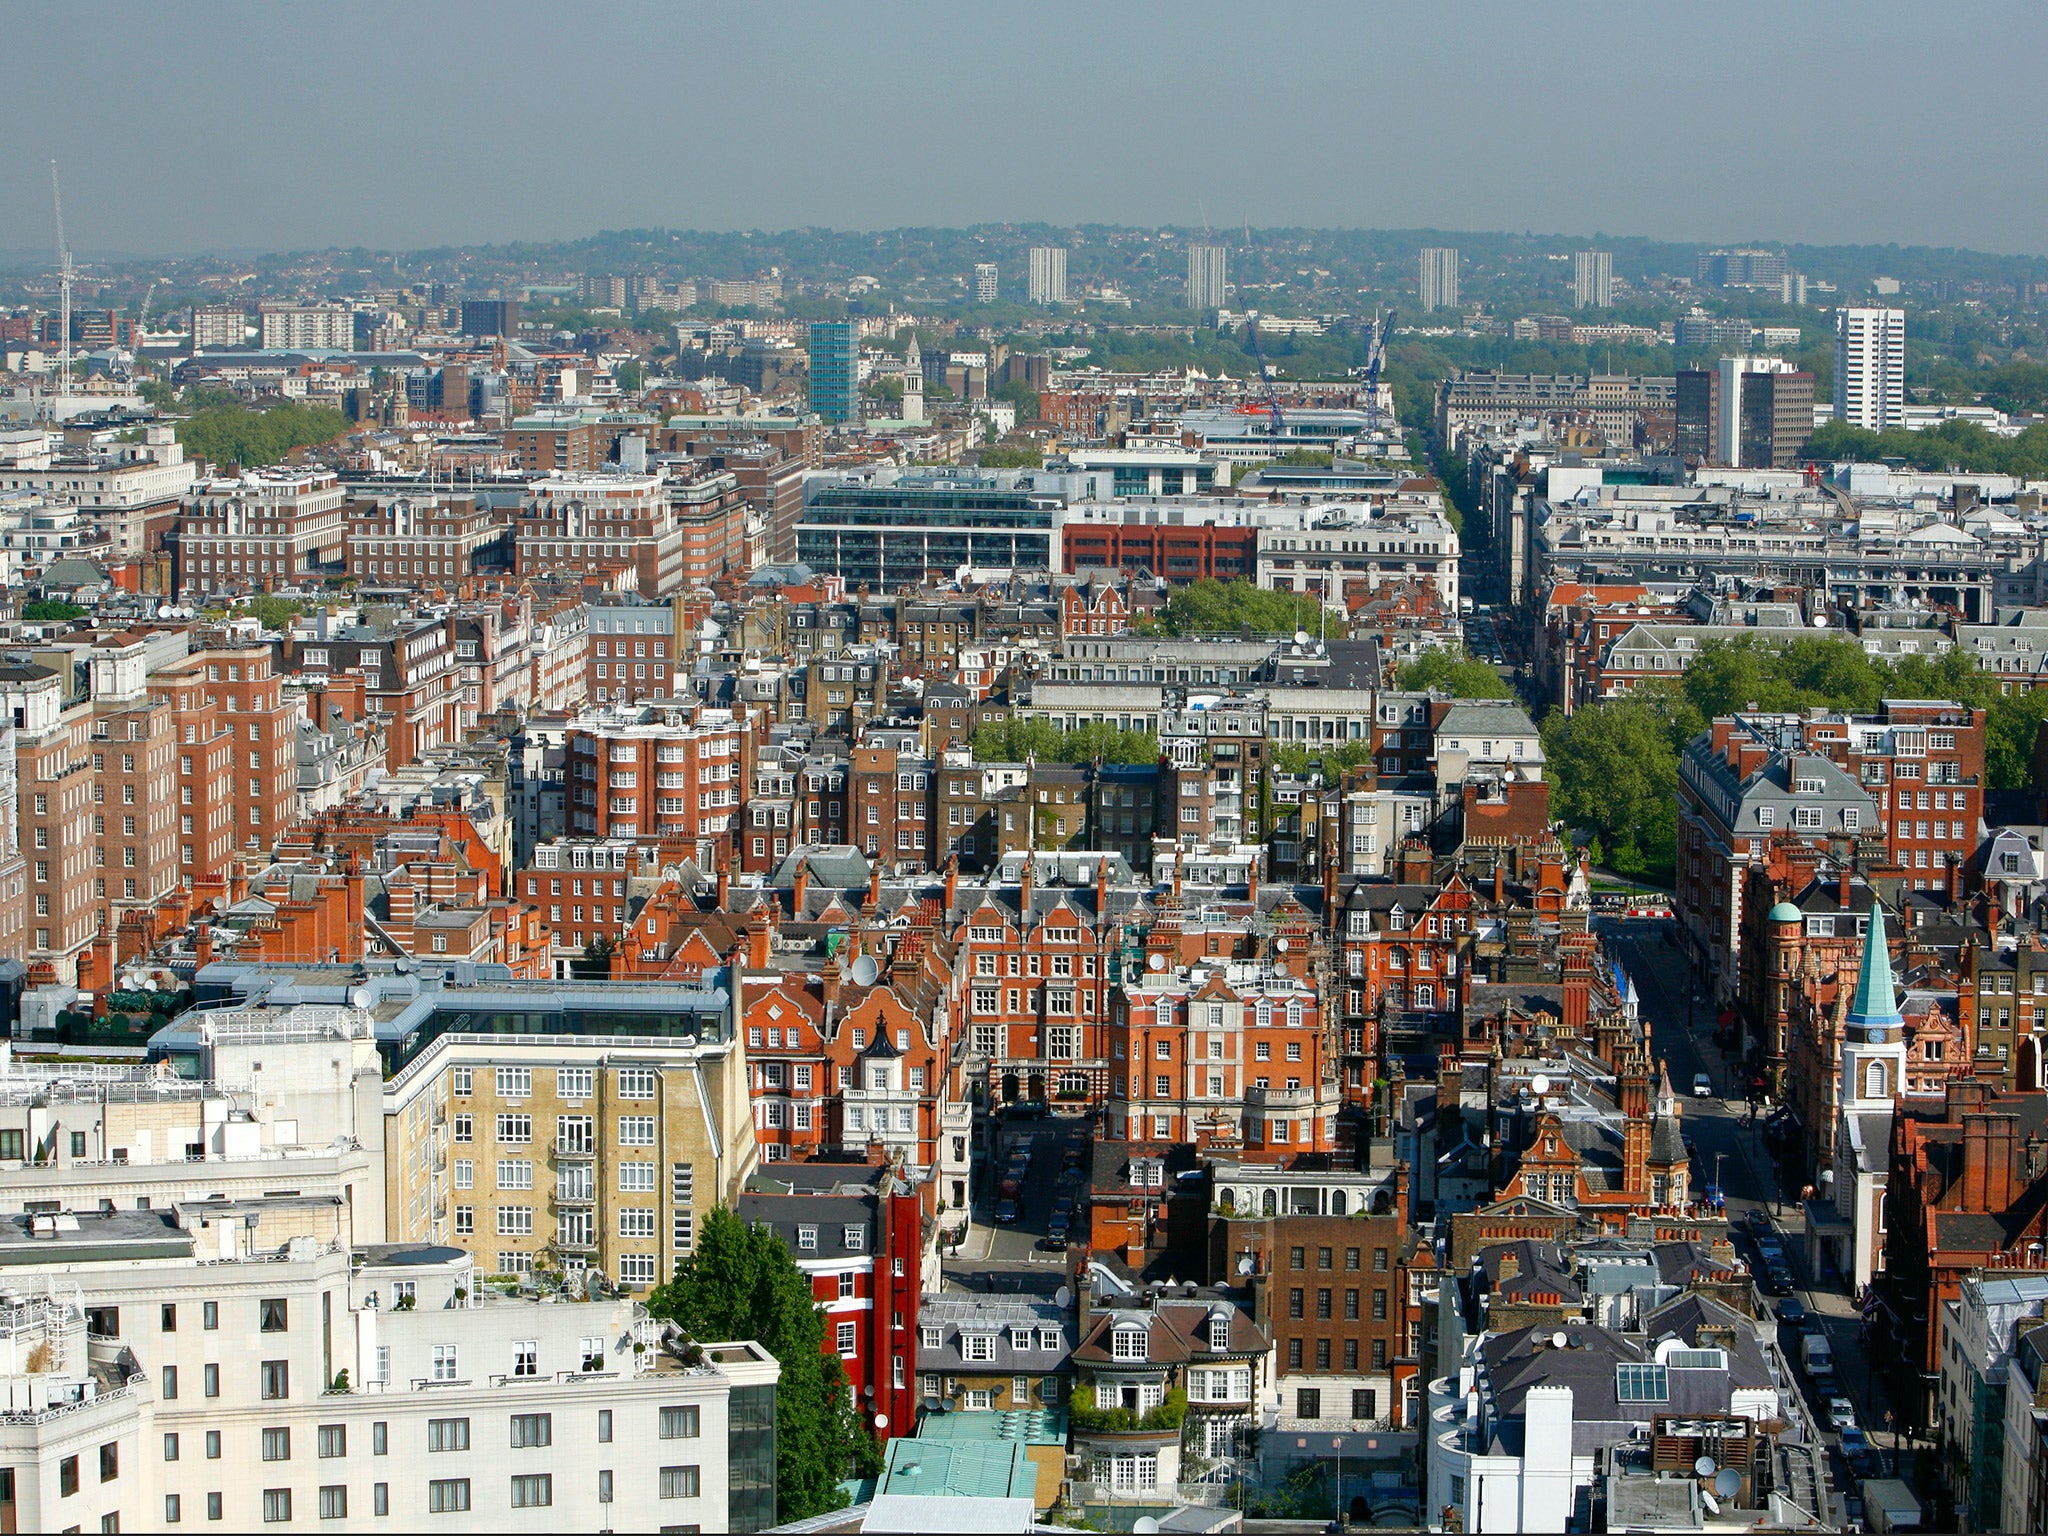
944;1115;1088;1284
1605;918;1903;1517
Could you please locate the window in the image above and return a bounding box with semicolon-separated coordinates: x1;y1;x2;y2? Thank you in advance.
165;1494;181;1524
1111;1327;1148;1361
962;1332;996;1362
511;1413;551;1447
100;1440;119;1481
60;1455;79;1497
161;1302;177;1333
617;1066;659;1098
317;1424;345;1458
496;1066;532;1098
498;1206;534;1236
619;1161;656;1192
428;1479;471;1513
260;1360;288;1399
263;1489;292;1523
205;1432;220;1460
844;1225;866;1250
496;1114;533;1143
619;1254;657;1285
318;1486;347;1520
511;1340;539;1378
163;1364;178;1399
619;1116;656;1145
453;1113;473;1142
373;1485;388;1517
429;1416;470;1451
496;1159;534;1189
661;1465;702;1500
431;1346;460;1384
260;1297;288;1332
557;1066;593;1098
660;1405;701;1439
165;1433;179;1462
1353;1387;1379;1420
209;1493;223;1521
1296;1387;1323;1420
619;1209;656;1238
510;1474;553;1508
837;1321;858;1355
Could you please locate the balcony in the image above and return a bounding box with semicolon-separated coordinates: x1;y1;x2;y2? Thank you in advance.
1244;1085;1320;1112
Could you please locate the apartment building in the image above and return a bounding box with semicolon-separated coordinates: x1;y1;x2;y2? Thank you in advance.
587;594;680;706
0;424;193;559
174;467;348;594
1106;958;1332;1153
513;471;701;595
277;617;461;771
512;837;644;971
564;701;741;863
343;494;506;586
0;1210;780;1532
257;301;354;350
504;413;611;474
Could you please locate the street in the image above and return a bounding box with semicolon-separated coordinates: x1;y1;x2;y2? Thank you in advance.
946;1114;1089;1281
1604;919;1903;1516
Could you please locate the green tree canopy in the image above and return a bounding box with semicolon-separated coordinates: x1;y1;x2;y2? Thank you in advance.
176;401;348;469
21;599;87;623
970;718;1158;765
243;595;304;632
1541;686;1700;878
978;442;1043;469
1397;646;1512;699
649;1208;877;1522
1147;579;1327;638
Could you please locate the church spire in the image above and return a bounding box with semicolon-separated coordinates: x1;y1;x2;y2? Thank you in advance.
1846;901;1902;1036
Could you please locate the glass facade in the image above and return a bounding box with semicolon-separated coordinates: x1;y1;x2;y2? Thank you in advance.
797;479;1060;586
808;322;857;424
727;1383;778;1532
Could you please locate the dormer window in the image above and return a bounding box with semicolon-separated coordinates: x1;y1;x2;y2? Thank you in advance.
1112;1327;1148;1361
1207;1315;1230;1351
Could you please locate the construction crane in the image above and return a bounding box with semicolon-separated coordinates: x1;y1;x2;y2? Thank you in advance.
1248;313;1286;442
138;280;157;334
49;160;73;408
1363;307;1397;426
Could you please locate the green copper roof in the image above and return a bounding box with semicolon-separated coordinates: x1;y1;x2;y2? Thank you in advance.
1768;901;1802;923
1846;901;1902;1032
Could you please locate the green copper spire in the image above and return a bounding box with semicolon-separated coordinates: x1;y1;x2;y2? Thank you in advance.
1846;900;1902;1033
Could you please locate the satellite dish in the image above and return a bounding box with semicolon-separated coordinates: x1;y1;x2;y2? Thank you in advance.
141;978;158;992
1714;1468;1742;1498
156;604;172;619
1293;630;1311;646
850;954;879;987
349;986;372;1010
1055;1285;1073;1309
1552;1331;1568;1350
1812;614;1829;628
1530;1074;1551;1096
1275;937;1288;952
1135;1521;1162;1536
1148;952;1166;971
1693;1456;1718;1478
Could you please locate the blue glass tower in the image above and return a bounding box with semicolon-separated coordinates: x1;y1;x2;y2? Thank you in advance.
807;320;857;424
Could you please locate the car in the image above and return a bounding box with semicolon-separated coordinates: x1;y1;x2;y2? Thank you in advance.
1693;1072;1714;1098
1764;1267;1795;1297
1826;1397;1858;1433
994;1199;1019;1225
1746;1210;1773;1236
1777;1298;1808;1327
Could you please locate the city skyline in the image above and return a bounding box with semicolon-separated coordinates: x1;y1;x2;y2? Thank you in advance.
6;1;2047;256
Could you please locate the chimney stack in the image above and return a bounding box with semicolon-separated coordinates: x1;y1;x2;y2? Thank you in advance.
944;854;960;913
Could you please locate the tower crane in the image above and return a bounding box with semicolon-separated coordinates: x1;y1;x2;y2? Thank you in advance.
49;161;74;408
1363;307;1398;427
1248;313;1286;441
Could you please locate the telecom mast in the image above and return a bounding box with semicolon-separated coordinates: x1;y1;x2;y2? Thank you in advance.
50;160;74;410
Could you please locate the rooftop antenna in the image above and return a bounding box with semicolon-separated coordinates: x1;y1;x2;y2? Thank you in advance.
50;160;73;411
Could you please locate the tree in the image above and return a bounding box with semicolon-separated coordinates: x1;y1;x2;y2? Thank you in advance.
1153;579;1324;638
1396;646;1512;699
993;378;1040;422
648;1209;876;1522
21;599;86;623
572;935;617;980
979;443;1043;469
176;400;348;469
1542;687;1700;879
1987;688;2048;790
970;718;1158;765
243;595;303;632
613;360;645;393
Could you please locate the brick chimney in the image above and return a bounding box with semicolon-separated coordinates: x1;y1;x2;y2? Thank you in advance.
1020;854;1036;914
230;860;249;905
944;854;960;913
1095;855;1110;931
1963;1114;1992;1210
716;859;731;912
1623;1117;1652;1195
1561;947;1592;1032
867;859;883;912
746;907;773;971
793;858;811;914
1493;861;1506;905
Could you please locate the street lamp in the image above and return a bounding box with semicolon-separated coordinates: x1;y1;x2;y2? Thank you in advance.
1332;1434;1344;1530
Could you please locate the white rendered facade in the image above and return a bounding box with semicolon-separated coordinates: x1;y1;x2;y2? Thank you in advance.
1835;307;1906;431
1028;247;1068;306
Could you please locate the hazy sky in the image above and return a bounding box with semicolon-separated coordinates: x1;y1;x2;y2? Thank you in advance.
8;0;2046;258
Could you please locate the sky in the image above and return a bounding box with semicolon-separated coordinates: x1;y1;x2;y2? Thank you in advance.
7;0;2046;259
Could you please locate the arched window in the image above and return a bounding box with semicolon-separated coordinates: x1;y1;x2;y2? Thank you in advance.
1261;1189;1277;1216
1863;1058;1889;1099
1330;1190;1347;1216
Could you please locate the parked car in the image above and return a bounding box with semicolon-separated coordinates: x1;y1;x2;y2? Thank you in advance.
1826;1396;1858;1433
1693;1073;1714;1098
1746;1210;1773;1236
1777;1298;1808;1327
994;1198;1019;1225
1763;1267;1795;1296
